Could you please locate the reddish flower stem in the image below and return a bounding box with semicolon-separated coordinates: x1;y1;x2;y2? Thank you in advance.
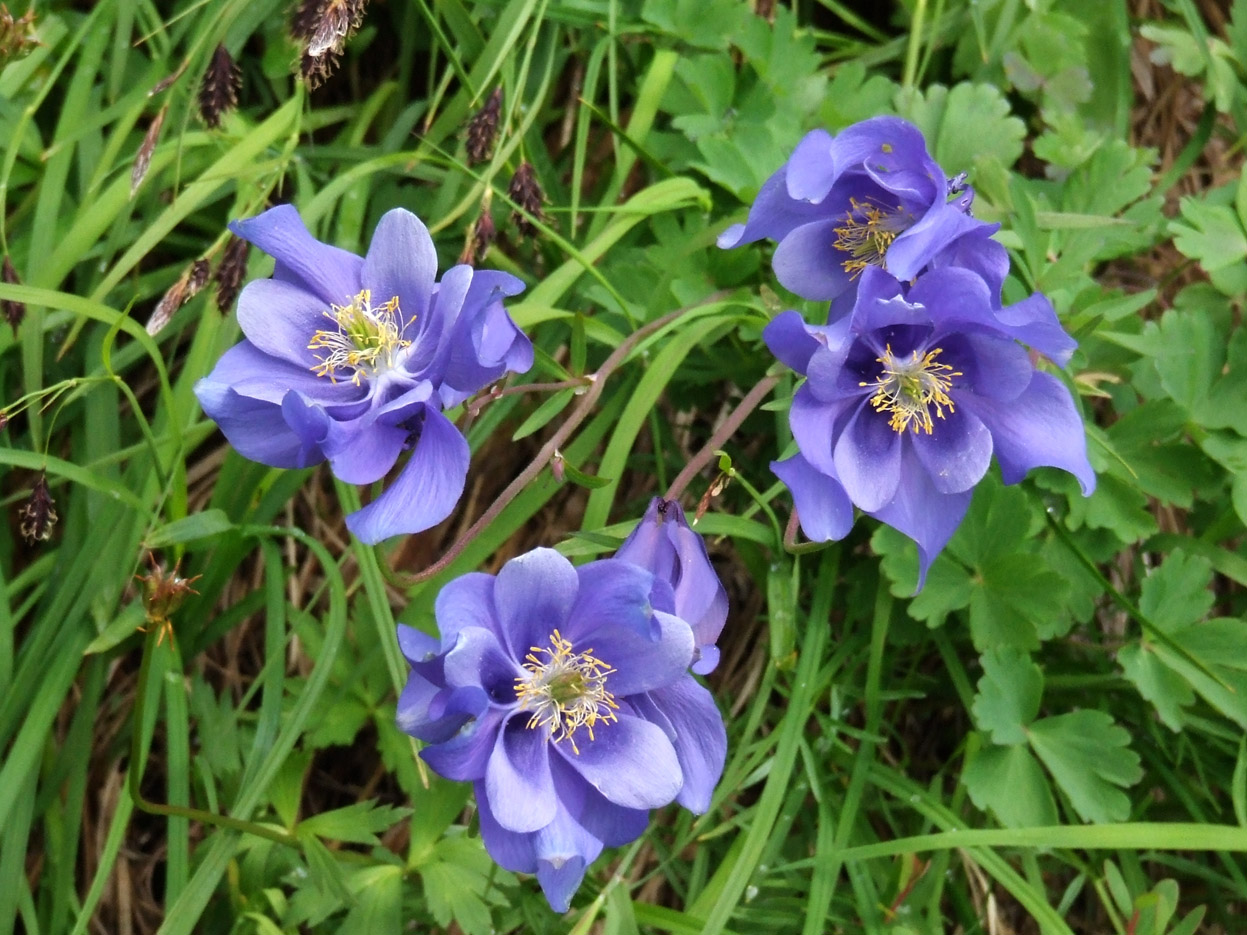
663;373;780;504
404;291;730;585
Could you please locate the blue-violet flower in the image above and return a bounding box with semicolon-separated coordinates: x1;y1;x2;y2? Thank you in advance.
765;265;1095;586
719;116;1005;310
396;548;727;912
194;205;532;543
615;498;728;675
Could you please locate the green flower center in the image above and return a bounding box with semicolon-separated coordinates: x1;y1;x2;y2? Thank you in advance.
308;289;410;384
514;629;618;754
832;198;909;277
862;344;960;435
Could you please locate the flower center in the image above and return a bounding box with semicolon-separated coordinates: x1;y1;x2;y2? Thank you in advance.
308;289;410;385
862;344;961;435
832;198;909;277
514;629;618;754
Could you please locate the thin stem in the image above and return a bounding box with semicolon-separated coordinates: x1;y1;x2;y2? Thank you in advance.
465;376;590;419
664;373;780;503
404;291;730;585
783;506;832;555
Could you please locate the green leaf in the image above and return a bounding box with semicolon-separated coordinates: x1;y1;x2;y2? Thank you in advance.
421;835;513;935
511;388;576;441
962;740;1058;828
894;82;1026;176
1171;197;1247;273
969;554;1070;652
299;800;411;846
1138;550;1215;632
1027;710;1141;822
337;865;402;935
1119;643;1194;731
145;509;235;547
972;649;1043;745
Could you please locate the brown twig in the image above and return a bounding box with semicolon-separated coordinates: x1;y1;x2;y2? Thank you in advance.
405;290;730;585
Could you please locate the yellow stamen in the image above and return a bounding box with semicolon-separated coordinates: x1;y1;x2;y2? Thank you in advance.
831;198;908;277
308;289;411;385
514;629;618;755
861;344;961;435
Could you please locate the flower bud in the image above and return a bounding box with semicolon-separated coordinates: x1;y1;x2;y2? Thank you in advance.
615;498;728;674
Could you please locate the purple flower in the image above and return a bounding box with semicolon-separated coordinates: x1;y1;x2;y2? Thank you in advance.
765;265;1095;587
194;205;532;543
396;548;726;912
719;117;1005;308
615;498;728;675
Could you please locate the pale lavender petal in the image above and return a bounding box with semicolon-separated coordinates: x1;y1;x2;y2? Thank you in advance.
280;391;334;465
397;624;439;664
485;718;557;832
443;627;522;699
434;573;498;647
773;219;853;301
772;454;855;542
887;205;985;282
869;444;972;590
556;712;682;809
834;401;902;512
829;117;930;178
231;205;362;306
764;310;822;375
326;382;435;485
362;208;437;325
717;166;829;248
790;387;852;476
201;340;363;407
930;228;1009;305
573;609;694;697
992;292;1078;366
963;371;1096;495
344;404;468;543
235;279;325;368
947;331;1032;403
552;757;649;848
785;129;836;202
636;676;726;814
194;383;313;468
494;548;579;661
567;559;659;642
439;268;532;404
910;406;993;494
476;784;538;872
535;805;599;914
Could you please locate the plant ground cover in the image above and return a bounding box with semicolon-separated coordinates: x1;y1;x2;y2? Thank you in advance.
3;0;1247;933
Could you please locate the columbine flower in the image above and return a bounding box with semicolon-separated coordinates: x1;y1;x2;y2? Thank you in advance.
194;205;532;543
615;498;728;674
765;265;1095;586
397;548;726;912
718;116;1004;308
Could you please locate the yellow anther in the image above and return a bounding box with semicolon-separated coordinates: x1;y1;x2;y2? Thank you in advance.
831;198;909;277
308;289;411;385
514;629;618;754
861;344;961;435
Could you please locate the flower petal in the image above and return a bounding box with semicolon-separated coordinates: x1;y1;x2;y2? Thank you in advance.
573;608;694;697
785;129;836;202
439;268;533;405
790;387;854;476
910;405;993;494
485;717;557;832
567;559;659;642
834;401;902;511
963;371;1096;495
235;278;326;368
199;340;363;406
434;572;498;647
231;205;362;306
535;807;599;914
422;705;506;781
476;782;538;872
992;292;1078;366
556;712;682;809
552;757;649;848
763;310;822;375
195;382;320;468
772;454;855;542
361;208;437;325
494;548;580;661
887;203;986;282
773;219;853;301
635;676;726;814
443;626;523;702
344;404;469;543
717;165;829;249
869;443;971;590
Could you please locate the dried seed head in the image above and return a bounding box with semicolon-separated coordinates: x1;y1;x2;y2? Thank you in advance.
465;87;503;166
146;276;188;336
2;254;24;335
291;0;322;42
307;0;366;56
19;473;57;544
300;47;340;88
0;4;38;62
198;44;241;129
135;552;201;642
508;162;545;239
131;105;168;197
459;209;497;266
187;258;211;297
214;236;249;313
